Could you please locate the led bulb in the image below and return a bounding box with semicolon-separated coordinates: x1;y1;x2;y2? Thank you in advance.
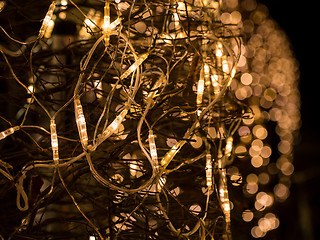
219;169;231;224
110;18;121;29
101;107;128;142
211;74;220;95
196;67;205;105
79;9;99;39
103;2;111;46
222;57;229;74
148;130;158;167
130;160;138;177
173;12;180;29
74;97;88;148
227;67;237;87
50;119;59;164
0;126;19;141
44;19;55;38
38;1;56;39
203;63;211;86
206;153;213;189
216;42;223;58
225;136;233;157
160;140;186;168
120;52;149;80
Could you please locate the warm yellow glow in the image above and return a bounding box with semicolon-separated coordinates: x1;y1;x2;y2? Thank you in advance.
103;2;111;46
206;153;213;189
242;210;254;222
38;1;56;39
160;140;186;168
0;126;19;141
74;97;88;148
148;130;158;167
44;19;55;38
196;73;205;105
225;136;233;157
120;52;149;80
216;42;223;58
50;119;59;163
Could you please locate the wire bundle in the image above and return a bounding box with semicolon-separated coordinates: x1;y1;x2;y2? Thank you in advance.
0;0;299;239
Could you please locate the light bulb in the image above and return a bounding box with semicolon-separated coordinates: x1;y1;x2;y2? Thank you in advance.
204;63;211;86
216;42;223;58
219;169;231;224
103;2;111;46
160;140;186;168
0;126;19;141
148;130;158;167
100;107;128;143
206;153;213;189
196;67;205;105
38;1;56;39
225;136;233;158
74;97;88;148
222;57;229;74
211;74;220;95
120;52;149;80
50;119;59;164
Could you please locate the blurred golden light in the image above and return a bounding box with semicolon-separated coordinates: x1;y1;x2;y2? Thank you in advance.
242;210;254;222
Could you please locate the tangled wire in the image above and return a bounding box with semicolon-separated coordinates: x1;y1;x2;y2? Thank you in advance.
0;0;257;239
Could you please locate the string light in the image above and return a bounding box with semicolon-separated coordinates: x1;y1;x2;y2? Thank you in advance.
119;52;149;80
206;153;213;190
74;96;89;149
103;2;111;46
148;130;158;168
38;1;56;39
0;0;300;239
0;126;20;141
50;119;59;164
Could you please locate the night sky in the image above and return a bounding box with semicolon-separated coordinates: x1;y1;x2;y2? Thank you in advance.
260;1;320;239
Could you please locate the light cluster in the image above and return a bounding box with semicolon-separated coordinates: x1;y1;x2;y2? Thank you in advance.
0;0;299;239
219;0;300;238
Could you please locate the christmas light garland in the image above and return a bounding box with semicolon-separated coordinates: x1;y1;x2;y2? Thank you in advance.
0;0;299;239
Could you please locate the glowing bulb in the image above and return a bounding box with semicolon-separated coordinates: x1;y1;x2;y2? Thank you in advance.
120;52;149;80
222;58;229;74
148;130;158;167
211;74;220;95
204;63;211;86
74;97;88;148
44;19;55;38
225;136;233;157
206;153;213;189
50;119;59;164
100;107;128;143
216;42;223;58
0;126;19;141
79;9;99;39
173;12;180;29
160;140;186;168
130;160;139;177
110;17;121;29
103;2;111;46
219;169;231;225
196;67;205;105
38;1;56;39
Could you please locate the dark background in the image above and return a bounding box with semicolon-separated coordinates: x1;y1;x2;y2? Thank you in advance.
260;0;320;239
